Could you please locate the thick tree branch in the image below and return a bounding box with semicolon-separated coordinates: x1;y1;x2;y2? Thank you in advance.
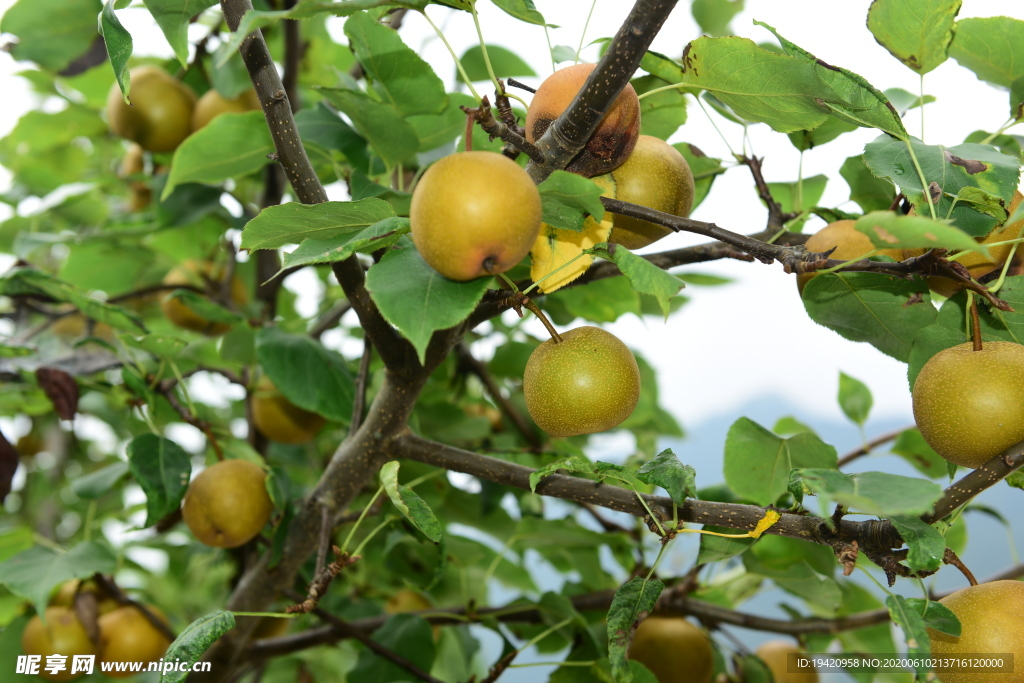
525;0;680;182
924;441;1024;523
394;433;903;549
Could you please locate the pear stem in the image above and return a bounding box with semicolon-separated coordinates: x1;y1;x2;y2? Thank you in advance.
969;295;983;351
522;296;563;344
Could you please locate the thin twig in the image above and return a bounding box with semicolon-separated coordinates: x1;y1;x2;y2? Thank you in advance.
462;96;544;164
308;300;352;340
837;426;912;467
943;547;978;586
285;546;359;614
455;343;540;449
91;574;178;643
739;155;791;232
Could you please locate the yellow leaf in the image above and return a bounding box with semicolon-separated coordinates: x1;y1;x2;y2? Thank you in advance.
529;175;615;293
748;509;781;539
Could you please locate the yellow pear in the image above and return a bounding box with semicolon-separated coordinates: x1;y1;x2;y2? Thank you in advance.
251;377;326;444
182;459;273;548
191;88;261;131
411;151;542;281
755;640;819;683
160;259;247;335
106;66;196;153
798;220;905;294
929;580;1024;683
627;616;714;683
97;605;171;679
21;607;98;682
912;342;1024;468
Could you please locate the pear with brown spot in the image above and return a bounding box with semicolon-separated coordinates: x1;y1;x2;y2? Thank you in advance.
523;326;640;437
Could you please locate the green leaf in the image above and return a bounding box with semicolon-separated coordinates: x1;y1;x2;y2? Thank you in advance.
636;449;696;505
592;244;685;318
349;613;437;681
607;578;665;683
0;543;116;615
773;416;816;436
100;0;132;99
904;598;961;637
407;98;472;153
551;44;576;64
907;323;967;388
364;247;491;364
255;327;355;423
691;0;744;37
127;434;191;527
756;21;908;140
459;44;535;83
319;88;420;168
674;143;725;211
838;372;872;425
0;0;102;72
841;154;897;213
489;0;546;26
949;17;1024;118
885;595;931;677
724;418;837;507
142;0;217;66
866;0;961;75
218;0;431;59
240;199;396;251
765;174;828;231
0;343;34;358
71;461;130;499
633;76;688;141
344;11;445;116
802;272;936;362
890;428;948;478
888;515;945;572
162;111;275;200
537;171;606;232
208;41;254;99
295;102;370;169
0;268;146;334
280;217;411;270
529;454;596;493
884;87;937;116
788;118;858;152
744;554;842;614
678;36;830;133
796;469;944;517
379;461;442;543
862;135;1020;238
160;611;236;683
164;290;245;325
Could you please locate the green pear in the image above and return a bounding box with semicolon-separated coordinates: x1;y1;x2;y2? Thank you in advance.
410;151;542;281
523;326;640;437
607;134;695;249
912;341;1024;468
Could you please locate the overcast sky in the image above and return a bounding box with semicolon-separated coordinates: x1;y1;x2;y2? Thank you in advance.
1;0;1022;434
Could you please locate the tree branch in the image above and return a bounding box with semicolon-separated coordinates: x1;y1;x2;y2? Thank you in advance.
924;440;1024;524
525;0;680;182
455;343;541;449
836;426;912;468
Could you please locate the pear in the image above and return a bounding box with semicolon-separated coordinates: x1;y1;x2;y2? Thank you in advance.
798;220;905;294
106;66;196;153
912;342;1024;468
607;135;695;249
182;459;273;548
98;606;171;679
526;63;640;177
410;151;542;281
523;326;640;437
929;580;1024;683
21;607;98;682
755;640;819;683
251;377;326;444
627;616;714;683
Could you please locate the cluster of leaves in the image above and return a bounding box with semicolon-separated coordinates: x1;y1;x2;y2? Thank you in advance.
0;0;1023;682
